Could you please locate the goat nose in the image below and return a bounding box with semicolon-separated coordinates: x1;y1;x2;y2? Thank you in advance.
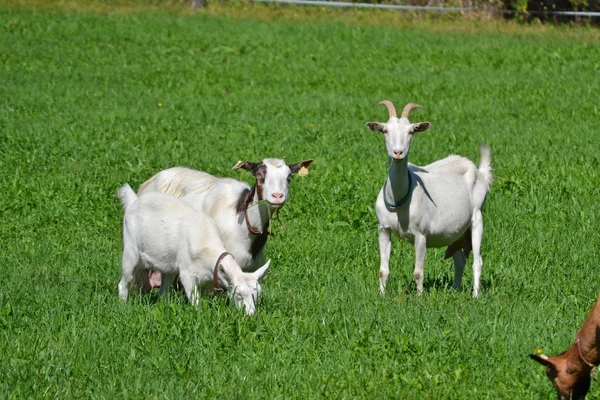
393;150;403;157
272;193;284;199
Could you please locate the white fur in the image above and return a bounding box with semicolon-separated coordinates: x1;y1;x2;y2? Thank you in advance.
140;168;261;269
138;158;312;271
367;104;492;297
117;184;269;315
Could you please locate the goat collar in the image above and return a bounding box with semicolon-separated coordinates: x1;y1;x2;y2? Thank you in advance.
213;252;232;293
576;332;597;369
383;171;413;209
243;186;272;236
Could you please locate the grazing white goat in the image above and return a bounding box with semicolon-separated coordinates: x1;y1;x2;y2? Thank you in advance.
366;100;492;297
117;184;270;315
136;158;313;289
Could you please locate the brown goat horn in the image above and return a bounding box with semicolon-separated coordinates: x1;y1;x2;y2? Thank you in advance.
401;103;424;119
378;100;397;119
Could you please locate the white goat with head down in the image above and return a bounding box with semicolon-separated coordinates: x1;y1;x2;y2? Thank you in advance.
367;100;492;297
136;158;313;289
117;184;270;316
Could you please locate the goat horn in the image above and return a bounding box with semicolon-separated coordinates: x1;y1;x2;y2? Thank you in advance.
378;100;397;119
401;103;424;120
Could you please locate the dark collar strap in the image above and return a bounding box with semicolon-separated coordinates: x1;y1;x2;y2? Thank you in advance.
384;171;413;209
245;207;263;235
243;186;272;236
576;332;597;368
213;252;231;292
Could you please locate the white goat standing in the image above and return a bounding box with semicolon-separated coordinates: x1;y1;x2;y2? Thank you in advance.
117;184;270;316
136;158;313;289
366;100;492;297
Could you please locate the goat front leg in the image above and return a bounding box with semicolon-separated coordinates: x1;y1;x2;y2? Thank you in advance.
471;210;484;298
378;227;392;296
178;271;199;306
413;234;427;295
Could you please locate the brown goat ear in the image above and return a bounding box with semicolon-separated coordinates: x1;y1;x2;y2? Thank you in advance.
366;122;385;133
529;354;554;367
233;161;260;173
412;122;431;133
289;159;314;175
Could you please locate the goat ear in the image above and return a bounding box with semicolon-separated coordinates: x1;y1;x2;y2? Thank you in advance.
253;260;271;281
529;354;555;368
233;161;259;172
289;159;314;175
366;122;385;133
412;122;431;133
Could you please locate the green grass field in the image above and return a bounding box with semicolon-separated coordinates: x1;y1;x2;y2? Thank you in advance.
1;2;599;398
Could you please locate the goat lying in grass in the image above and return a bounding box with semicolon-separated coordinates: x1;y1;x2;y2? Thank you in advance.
136;158;312;290
117;184;270;316
366;100;492;297
530;293;600;400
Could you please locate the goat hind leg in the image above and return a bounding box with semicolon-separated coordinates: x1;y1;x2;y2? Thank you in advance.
452;251;467;290
119;246;139;302
471;210;484;298
159;272;172;298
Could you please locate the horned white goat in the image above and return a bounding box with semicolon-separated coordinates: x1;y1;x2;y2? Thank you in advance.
136;158;313;289
366;100;492;298
117;184;270;315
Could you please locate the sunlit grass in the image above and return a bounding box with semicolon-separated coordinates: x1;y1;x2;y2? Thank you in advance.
0;2;599;398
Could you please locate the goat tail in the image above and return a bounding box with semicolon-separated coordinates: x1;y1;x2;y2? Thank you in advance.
117;183;138;211
478;144;493;187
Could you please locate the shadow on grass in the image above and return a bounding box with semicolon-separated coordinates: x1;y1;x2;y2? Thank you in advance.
421;276;495;293
127;288;232;310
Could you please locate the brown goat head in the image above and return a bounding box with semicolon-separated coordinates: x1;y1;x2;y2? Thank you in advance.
530;293;600;400
530;351;591;400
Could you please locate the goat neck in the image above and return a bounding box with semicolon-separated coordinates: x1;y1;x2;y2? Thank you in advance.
576;332;599;371
384;156;412;208
574;293;600;368
245;186;273;235
565;344;595;376
575;295;600;368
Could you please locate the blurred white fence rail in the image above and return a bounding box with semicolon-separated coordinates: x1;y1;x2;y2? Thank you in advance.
248;0;600;17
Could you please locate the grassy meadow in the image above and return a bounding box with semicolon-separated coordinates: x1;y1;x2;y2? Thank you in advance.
1;2;599;398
